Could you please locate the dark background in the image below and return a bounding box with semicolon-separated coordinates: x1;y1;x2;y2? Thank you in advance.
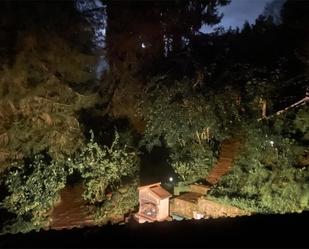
1;211;308;248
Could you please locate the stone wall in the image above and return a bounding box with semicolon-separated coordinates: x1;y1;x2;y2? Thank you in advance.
189;184;210;195
170;194;250;220
170;198;198;219
197;197;250;218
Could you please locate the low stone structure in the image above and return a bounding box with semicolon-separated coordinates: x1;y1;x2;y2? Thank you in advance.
170;192;202;219
170;192;249;219
189;183;210;195
169;137;250;220
197;197;250;218
135;182;172;223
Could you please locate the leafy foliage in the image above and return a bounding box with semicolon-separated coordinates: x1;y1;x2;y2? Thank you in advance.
272;105;309;168
209;124;309;213
68;131;139;204
1;131;139;234
293;106;309;140
93;181;139;225
139;80;243;182
140;82;241;148
0;32;98;169
170;143;215;183
0;216;44;235
1;155;69;233
272;105;309;140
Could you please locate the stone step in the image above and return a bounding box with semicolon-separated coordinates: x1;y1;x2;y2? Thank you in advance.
216;160;233;165
221;143;240;147
212;170;230;174
220;150;238;155
206;139;243;185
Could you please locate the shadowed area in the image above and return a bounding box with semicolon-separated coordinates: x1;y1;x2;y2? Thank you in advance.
1;212;308;248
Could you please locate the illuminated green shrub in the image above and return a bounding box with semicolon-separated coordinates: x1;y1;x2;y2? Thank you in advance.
0;32;98;169
209;124;309;213
139;81;242;183
70;131;139;204
93;181;139;225
170;143;215;183
140;82;241;148
1;131;139;234
1;155;69;233
293;106;309;141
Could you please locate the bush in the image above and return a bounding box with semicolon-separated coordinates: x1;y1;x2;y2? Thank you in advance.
139;80;242;182
209;124;309;214
69;131;139;204
140;82;241;149
170;143;216;183
93;181;139;225
1;130;140;233
1;155;68;233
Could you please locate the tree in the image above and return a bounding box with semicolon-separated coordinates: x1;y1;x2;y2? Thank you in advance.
100;0;231;132
139;79;243;183
0;31;98;169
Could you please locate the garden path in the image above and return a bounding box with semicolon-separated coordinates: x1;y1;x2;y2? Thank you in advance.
206;138;242;185
48;184;94;230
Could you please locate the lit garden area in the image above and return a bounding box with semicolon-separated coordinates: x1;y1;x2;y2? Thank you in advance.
0;0;308;237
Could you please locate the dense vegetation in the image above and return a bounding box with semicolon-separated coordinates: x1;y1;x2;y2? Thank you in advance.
208;115;309;213
1;131;139;234
0;0;308;234
92;180;139;225
1;155;68;233
0;32;98;170
69;131;139;204
139;81;243;183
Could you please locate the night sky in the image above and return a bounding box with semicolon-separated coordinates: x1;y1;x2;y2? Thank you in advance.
200;0;284;33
